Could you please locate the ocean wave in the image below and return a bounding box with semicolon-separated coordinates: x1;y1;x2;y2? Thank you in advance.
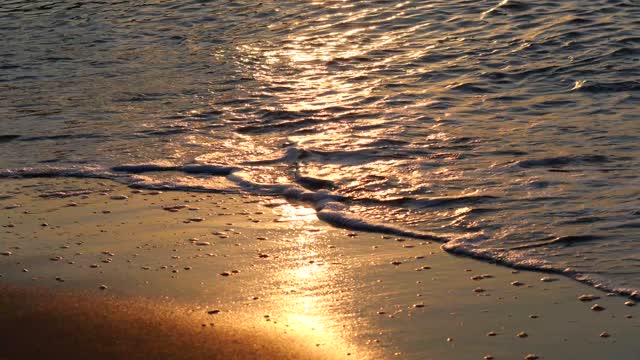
2;162;638;297
515;154;613;168
317;207;447;241
442;235;640;297
572;80;640;93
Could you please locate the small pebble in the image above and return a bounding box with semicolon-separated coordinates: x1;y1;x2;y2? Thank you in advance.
99;285;108;290
484;356;494;360
591;304;605;311
391;261;402;266
599;332;610;338
524;355;538;360
487;331;497;337
540;277;557;282
207;310;220;315
1;251;11;256
516;331;528;338
220;272;230;276
471;274;493;280
511;281;525;287
578;294;600;302
624;300;635;307
111;195;128;200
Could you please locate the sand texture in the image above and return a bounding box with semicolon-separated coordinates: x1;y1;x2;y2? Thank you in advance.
1;178;639;359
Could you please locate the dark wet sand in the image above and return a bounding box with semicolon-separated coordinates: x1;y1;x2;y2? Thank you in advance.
0;286;326;360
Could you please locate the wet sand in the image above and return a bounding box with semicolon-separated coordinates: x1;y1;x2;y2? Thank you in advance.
1;178;639;359
0;286;332;360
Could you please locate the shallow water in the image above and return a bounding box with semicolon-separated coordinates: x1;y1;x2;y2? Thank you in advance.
1;0;639;293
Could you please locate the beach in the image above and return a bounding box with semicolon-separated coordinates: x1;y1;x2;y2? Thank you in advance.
2;0;639;359
1;178;638;359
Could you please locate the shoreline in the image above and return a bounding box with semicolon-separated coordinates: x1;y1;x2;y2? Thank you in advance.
1;177;639;359
2;165;637;298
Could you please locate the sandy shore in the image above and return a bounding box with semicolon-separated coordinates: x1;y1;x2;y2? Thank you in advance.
1;178;639;359
0;285;335;360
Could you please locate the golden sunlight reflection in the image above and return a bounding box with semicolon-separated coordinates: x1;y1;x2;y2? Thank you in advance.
272;201;319;223
234;3;434;113
252;201;376;359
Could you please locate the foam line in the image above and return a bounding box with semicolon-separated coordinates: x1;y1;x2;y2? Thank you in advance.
2;163;639;297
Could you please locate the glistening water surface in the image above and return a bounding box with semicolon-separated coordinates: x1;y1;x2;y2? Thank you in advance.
1;0;639;293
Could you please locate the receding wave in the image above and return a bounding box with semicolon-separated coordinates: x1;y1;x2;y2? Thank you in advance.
2;163;638;297
442;235;639;297
317;208;446;241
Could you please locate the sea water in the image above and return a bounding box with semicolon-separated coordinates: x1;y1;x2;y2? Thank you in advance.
1;0;639;293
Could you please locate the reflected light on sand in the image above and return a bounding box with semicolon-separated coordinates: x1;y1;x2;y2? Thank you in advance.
274;202;319;223
256;209;375;359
